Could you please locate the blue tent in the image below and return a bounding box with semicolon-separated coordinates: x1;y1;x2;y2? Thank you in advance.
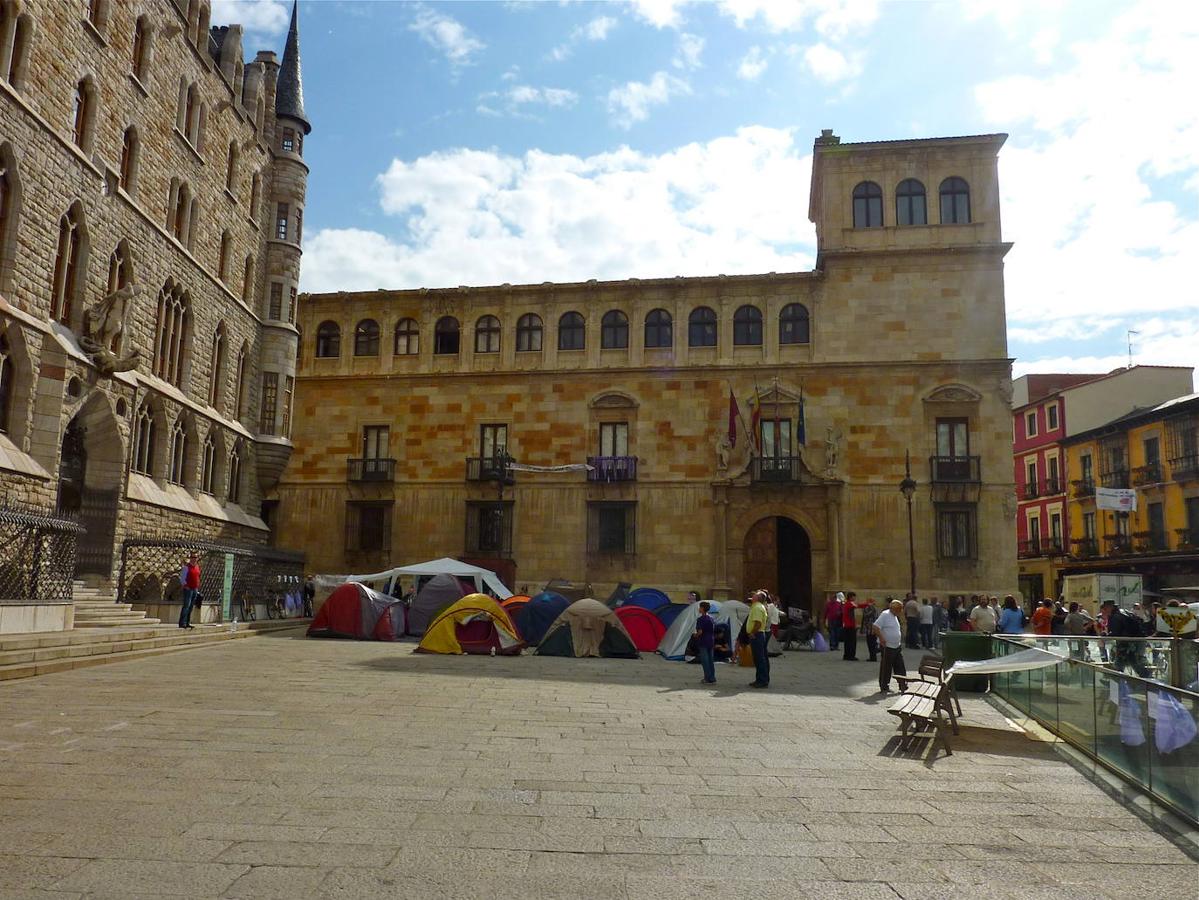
516;591;570;645
624;587;670;612
655;603;691;630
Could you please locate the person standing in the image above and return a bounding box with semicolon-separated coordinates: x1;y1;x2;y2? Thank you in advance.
693;601;717;684
873;599;907;693
969;596;997;634
841;591;861;661
745;591;771;688
904;594;921;649
1100;599;1152;677
825;592;843;651
303;575;316;618
931;599;947;648
178;554;200;629
861;598;879;662
998;596;1024;634
918;599;934;649
765;595;781;638
1031;598;1054;636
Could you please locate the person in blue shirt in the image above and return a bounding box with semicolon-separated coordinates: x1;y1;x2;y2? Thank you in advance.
998;596;1026;634
693;601;716;684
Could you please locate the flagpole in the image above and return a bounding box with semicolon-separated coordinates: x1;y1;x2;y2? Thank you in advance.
727;380;754;447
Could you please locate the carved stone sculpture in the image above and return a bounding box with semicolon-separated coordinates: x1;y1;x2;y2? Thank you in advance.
824;425;842;477
79;284;140;375
715;435;731;474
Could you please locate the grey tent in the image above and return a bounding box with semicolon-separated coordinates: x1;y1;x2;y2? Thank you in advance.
407;573;467;636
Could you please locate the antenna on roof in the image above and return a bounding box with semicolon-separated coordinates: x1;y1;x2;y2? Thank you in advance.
1127;330;1140;369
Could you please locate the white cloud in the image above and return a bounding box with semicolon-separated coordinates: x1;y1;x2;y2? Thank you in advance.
607;71;691;128
550;14;619;61
801;43;859;83
1013;319;1199;379
737;46;769;80
479;84;579;116
302;127;814;293
409;6;485;67
673;33;705;69
211;0;290;35
716;0;880;37
627;0;687;29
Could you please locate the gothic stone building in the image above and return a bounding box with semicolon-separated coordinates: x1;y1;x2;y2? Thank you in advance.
0;0;310;621
275;131;1018;611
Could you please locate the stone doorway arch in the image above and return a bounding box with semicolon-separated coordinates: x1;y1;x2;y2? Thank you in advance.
56;393;124;578
742;515;812;614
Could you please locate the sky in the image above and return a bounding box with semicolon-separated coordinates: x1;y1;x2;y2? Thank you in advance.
216;0;1198;380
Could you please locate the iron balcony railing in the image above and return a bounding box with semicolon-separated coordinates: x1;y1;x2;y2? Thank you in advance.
1044;538;1064;555
586;456;638;482
465;456;514;483
1042;476;1063;495
1071;478;1095;499
1132;463;1162;486
1020;481;1039;500
1103;533;1132;554
347;457;396;482
929;455;980;484
1100;469;1130;489
1169;453;1199;480
1017;539;1041;559
1071;537;1099;558
1176;527;1198;549
1132;530;1170;553
752;456;804;483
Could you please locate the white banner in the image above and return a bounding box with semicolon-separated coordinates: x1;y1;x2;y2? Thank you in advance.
507;462;593;473
1095;486;1137;512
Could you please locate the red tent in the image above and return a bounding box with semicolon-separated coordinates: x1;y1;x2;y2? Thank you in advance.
614;605;666;652
307;583;406;641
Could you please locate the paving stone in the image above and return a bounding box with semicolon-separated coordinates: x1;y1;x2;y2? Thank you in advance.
49;859;247;895
223;864;333;898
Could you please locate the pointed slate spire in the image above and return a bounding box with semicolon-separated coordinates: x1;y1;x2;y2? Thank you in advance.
275;0;310;134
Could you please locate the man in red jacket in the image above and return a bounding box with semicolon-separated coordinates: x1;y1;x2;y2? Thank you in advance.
178;554;201;629
841;591;861;661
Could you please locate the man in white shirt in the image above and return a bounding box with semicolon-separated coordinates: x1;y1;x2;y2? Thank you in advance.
765;597;781;637
872;599;907;693
918;599;934;649
969;596;998;634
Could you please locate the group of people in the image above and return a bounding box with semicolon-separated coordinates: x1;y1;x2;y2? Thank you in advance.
823;592;948;662
691;589;777;688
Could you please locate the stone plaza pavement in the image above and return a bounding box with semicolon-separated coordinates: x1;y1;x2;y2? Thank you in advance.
0;630;1194;899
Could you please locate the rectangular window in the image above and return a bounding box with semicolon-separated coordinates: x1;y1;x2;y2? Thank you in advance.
362;425;389;459
1028;516;1041;544
935;504;976;560
281;375;294;437
281;127;295;152
1148;502;1165;543
1047;403;1059;430
480;423;507;461
1186;497;1199;544
1047;455;1060;491
1025;459;1037;495
295;208;302;243
588;501;636;555
937;418;969;457
269;282;283;319
599;422;628;457
1025;411;1037;438
1115;511;1130;538
259;372;278;435
1080;454;1093;485
465;501;513;556
345;501;391;553
1084;511;1096;540
760;418;792;458
275;203;288;241
1050;512;1062;546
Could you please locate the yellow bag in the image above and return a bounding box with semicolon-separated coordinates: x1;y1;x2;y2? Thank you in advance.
738;643;754;667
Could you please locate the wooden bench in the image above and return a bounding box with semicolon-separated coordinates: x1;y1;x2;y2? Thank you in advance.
887;681;956;757
896;655;963;720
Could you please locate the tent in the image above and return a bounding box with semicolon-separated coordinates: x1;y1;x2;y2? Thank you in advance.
515;591;570;645
624;587;670;612
314;557;512;600
657;600;721;660
536;598;640;658
407;573;467;636
416;594;523;655
655;603;691;630
615;605;667;652
306;583;406;641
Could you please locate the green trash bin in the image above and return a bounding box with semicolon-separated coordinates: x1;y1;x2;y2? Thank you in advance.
941;631;993;692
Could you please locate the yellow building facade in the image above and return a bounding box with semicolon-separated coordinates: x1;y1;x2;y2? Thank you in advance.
1063;394;1199;586
272;131;1018;610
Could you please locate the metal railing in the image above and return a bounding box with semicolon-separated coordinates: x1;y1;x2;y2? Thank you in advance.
1103;533;1132;554
1071;478;1095;498
1100;469;1130;489
347;457;396;482
1177;527;1198;550
989;635;1199;826
1132;463;1162;486
1132;530;1170;553
929;455;981;483
1042;476;1063;495
0;507;83;605
465;456;514;483
1020;481;1039;500
1071;537;1099;558
1017;539;1041;558
116;538;305;620
586;456;638;482
752;456;804;483
1168;453;1199;481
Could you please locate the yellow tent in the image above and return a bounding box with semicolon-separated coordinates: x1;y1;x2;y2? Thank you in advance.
415;594;524;655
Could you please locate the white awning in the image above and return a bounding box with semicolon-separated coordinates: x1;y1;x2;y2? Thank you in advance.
314;557;512;600
945;647;1068;677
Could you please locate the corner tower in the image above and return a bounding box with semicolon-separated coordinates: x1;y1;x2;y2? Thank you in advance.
256;0;311;493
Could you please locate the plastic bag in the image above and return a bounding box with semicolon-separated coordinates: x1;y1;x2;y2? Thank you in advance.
812;632;829;652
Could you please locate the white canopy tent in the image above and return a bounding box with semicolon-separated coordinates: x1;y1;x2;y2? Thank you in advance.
945;647;1067;677
314;557;512;600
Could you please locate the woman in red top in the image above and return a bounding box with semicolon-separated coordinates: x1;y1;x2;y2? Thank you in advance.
841;591;861;661
1031;599;1054;636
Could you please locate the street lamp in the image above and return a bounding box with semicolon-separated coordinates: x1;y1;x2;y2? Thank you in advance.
899;450;917;600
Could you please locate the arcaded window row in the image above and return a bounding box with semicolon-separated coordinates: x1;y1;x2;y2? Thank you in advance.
314;304;813;359
852;177;972;228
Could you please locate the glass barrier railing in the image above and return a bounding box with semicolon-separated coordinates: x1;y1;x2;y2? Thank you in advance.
990;636;1199;826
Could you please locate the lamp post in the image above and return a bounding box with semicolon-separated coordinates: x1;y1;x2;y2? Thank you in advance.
899;450;917;600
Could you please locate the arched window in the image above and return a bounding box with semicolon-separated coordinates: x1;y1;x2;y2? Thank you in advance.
475;315;500;354
106;241;132;295
51;202;86;327
119;126;139;194
0;329;13;435
354;319;380;356
2;10;34;89
179;81;204;148
153;280;190;386
200;432;216;494
434;316;460;355
895;178;926;226
187;196;201;251
132;402;156;475
644;309;672;349
558;311;585;351
233;343;248;419
131;16;152;82
688;307;717;347
601;310;628;349
315;321;340;358
241;254;254;302
195;3;210;50
208;323;226;409
249;172;261;220
72;77;98;152
218;231;231;282
227;441;242;503
225;141;238;193
0;144;15;293
940;176;971;224
852;181;883;228
87;0;109;33
168;416;189;486
733;305;762;346
516;313;542;352
168;178;192;243
394;318;419;355
779;303;810;345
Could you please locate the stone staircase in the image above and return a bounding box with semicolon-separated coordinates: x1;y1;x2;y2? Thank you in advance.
70;579;162;627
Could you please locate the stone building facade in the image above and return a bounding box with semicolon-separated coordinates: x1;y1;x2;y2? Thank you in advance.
0;0;310;590
275;131;1018;610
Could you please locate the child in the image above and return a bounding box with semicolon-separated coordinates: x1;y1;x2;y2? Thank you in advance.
693;601;716;684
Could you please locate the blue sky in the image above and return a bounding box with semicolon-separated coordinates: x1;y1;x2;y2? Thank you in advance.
218;0;1198;379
